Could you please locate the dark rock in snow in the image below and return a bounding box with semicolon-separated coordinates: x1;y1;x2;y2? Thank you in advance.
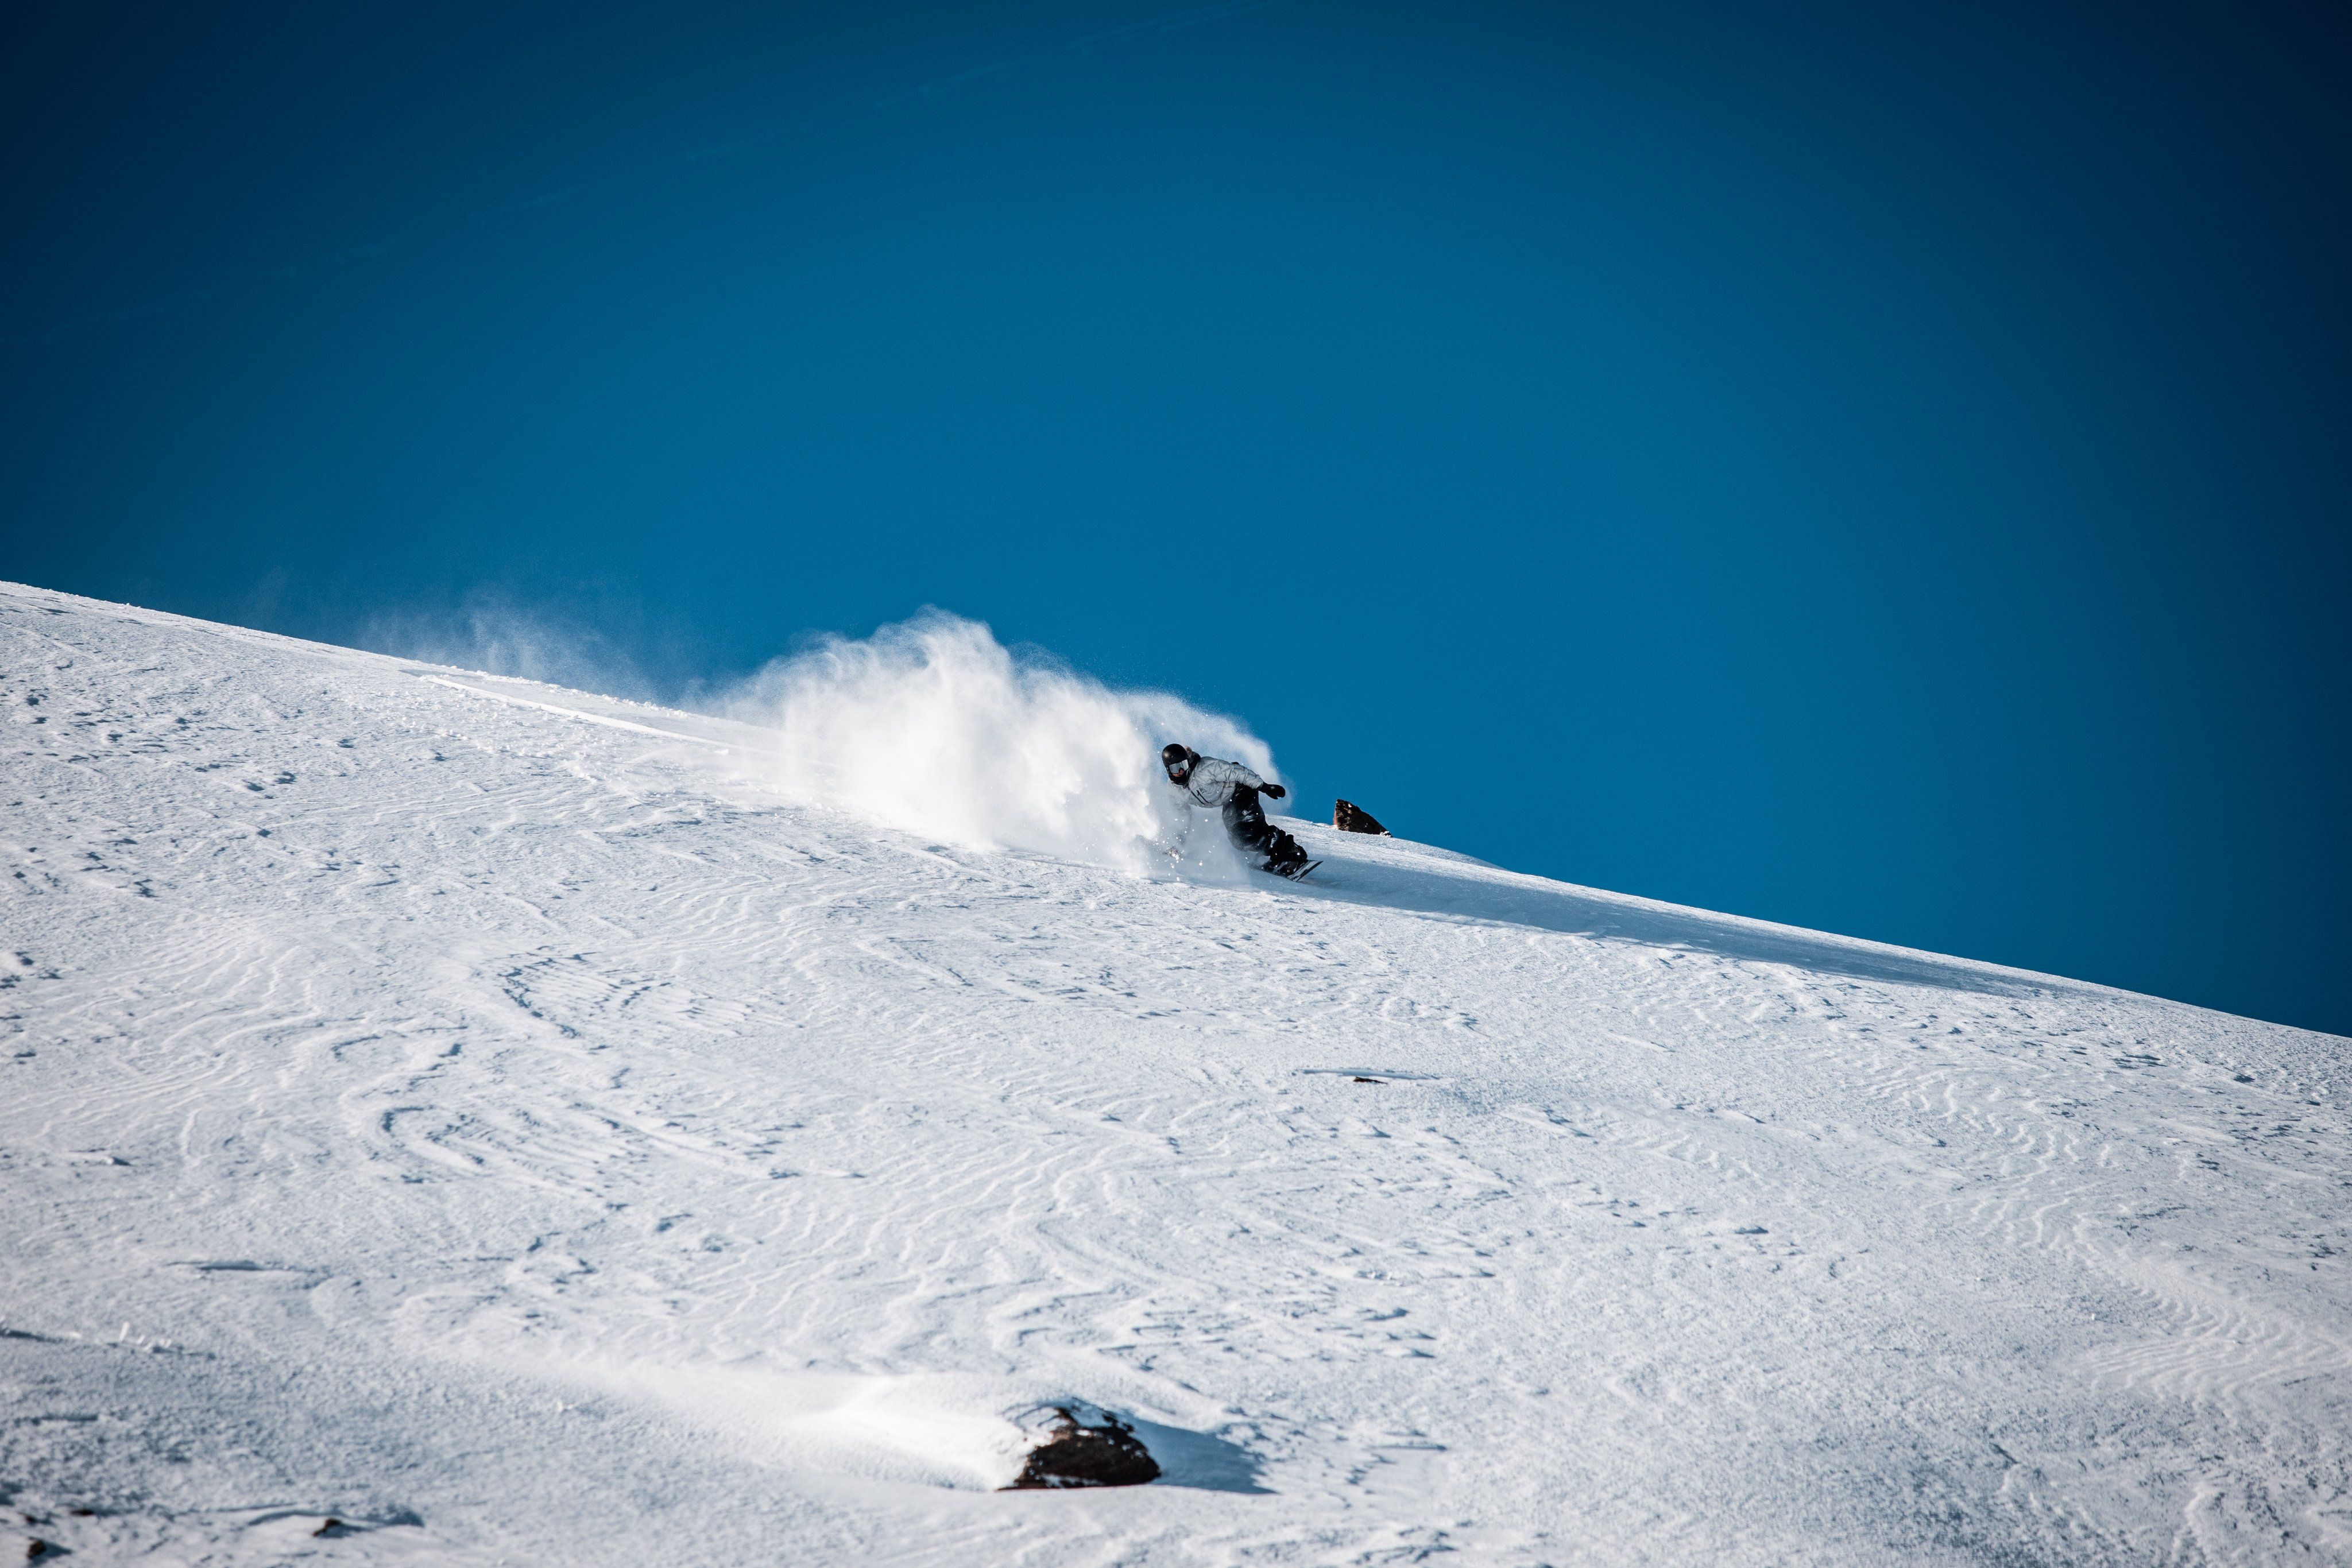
1005;1407;1160;1489
1333;800;1388;835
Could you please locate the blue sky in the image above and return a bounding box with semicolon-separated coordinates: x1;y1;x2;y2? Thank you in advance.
5;1;2347;1036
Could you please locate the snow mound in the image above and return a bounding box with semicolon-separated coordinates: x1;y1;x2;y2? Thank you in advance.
2;580;2346;1567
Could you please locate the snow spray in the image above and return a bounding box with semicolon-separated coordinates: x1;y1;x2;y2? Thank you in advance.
724;610;1276;873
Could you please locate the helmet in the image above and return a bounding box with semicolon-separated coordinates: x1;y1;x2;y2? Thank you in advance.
1161;742;1196;777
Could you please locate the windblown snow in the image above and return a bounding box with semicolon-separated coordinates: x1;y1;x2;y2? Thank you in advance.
3;580;2347;1566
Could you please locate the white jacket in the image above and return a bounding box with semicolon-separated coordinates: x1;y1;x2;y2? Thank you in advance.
1171;756;1266;811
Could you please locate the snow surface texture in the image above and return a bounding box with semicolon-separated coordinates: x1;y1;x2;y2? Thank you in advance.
2;579;2347;1566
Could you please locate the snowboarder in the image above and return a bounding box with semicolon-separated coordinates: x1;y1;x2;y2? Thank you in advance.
1160;743;1312;877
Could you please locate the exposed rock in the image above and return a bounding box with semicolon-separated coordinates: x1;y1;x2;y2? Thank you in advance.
1004;1407;1159;1489
1333;800;1388;835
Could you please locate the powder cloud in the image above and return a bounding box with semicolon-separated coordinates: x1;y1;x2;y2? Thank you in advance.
722;610;1277;874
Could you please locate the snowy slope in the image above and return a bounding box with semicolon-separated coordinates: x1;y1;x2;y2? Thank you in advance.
3;580;2347;1566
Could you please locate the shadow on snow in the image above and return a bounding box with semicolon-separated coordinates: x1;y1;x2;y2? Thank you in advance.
1281;827;2078;1002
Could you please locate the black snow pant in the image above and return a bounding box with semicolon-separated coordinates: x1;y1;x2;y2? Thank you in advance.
1223;787;1306;873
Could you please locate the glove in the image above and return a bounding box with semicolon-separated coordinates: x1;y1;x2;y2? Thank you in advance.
1260;783;1287;800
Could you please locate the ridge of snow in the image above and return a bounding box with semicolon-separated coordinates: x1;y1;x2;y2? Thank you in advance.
2;579;2345;1565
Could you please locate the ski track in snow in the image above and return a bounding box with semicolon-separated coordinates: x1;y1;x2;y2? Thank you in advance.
2;580;2347;1566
